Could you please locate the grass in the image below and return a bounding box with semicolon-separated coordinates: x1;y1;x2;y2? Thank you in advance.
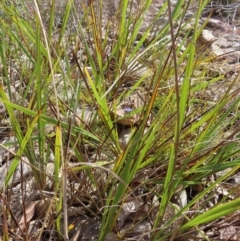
1;0;240;240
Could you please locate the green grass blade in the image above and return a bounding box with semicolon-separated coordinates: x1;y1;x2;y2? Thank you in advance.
4;108;42;186
54;122;63;234
182;198;240;230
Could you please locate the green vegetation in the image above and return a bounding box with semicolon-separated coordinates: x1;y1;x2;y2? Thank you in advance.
1;0;240;240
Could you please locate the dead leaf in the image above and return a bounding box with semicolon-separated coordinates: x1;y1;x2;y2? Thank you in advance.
17;201;35;234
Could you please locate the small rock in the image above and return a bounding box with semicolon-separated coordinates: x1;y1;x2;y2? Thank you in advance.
74;108;96;126
119;128;132;148
120;219;151;240
119;127;148;148
117;197;143;229
212;43;224;56
198;29;216;45
214;37;229;48
171;188;188;208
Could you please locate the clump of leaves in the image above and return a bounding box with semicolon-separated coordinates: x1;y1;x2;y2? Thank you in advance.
1;0;240;240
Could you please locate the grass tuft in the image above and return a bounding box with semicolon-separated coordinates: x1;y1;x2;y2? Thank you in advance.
1;0;240;240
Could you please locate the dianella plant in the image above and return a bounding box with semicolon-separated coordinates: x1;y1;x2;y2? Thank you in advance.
1;0;240;240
